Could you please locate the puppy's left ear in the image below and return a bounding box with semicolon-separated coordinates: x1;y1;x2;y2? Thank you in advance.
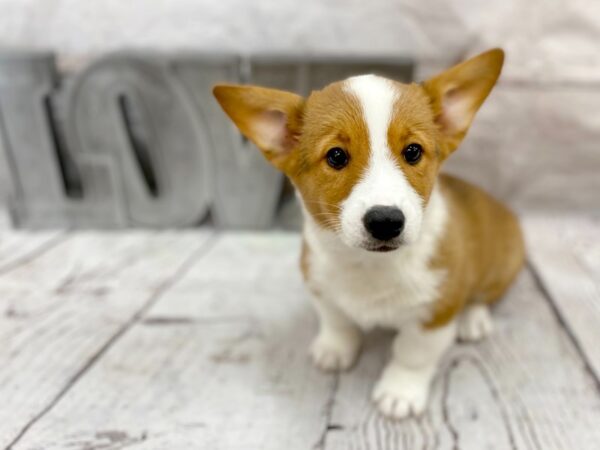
423;48;504;155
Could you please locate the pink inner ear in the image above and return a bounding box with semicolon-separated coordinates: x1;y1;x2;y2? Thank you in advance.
439;87;472;135
252;109;291;153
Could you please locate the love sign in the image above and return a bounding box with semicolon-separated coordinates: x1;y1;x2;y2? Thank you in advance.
0;52;412;229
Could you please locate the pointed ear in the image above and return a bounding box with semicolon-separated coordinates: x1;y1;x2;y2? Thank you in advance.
423;48;504;154
213;84;304;170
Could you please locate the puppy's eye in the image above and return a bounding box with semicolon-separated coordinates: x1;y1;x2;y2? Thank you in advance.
403;143;423;165
326;147;349;170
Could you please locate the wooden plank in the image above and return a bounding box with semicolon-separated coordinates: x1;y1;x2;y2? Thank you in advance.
6;226;600;449
324;269;600;449
0;231;208;292
10;233;334;450
0;231;65;276
0;230;214;449
524;215;600;382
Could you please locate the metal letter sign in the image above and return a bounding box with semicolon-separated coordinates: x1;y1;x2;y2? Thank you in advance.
0;52;412;229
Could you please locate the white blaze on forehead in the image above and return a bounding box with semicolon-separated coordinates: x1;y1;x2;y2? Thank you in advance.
340;75;424;246
344;74;398;153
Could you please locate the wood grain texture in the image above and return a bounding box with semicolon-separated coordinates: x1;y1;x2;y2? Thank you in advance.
524;215;600;383
0;230;214;449
0;231;65;276
1;222;600;449
324;269;600;449
9;233;333;450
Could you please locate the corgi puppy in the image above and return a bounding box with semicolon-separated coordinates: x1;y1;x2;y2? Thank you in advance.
213;49;525;420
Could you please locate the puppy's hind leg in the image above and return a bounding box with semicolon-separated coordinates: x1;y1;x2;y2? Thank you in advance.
458;303;493;342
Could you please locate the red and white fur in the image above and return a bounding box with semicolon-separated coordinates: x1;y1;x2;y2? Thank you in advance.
213;49;524;419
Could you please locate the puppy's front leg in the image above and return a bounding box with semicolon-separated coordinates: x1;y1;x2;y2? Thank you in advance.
310;296;362;372
373;320;456;419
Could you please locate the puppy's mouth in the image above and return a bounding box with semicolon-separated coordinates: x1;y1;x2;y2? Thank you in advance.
361;240;402;253
370;245;397;253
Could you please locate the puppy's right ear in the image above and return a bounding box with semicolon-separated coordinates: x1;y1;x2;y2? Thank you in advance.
213;84;304;170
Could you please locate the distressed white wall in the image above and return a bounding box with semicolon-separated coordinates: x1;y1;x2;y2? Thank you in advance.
0;0;599;214
1;0;598;81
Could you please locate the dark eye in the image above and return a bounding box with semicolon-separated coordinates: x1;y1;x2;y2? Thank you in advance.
403;143;423;165
326;147;349;170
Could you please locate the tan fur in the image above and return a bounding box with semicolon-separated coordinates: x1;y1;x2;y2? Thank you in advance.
213;48;524;330
212;84;304;168
425;174;524;328
387;83;442;202
289;83;370;229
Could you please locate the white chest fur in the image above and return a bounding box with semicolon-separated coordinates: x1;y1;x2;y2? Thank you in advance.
302;186;448;330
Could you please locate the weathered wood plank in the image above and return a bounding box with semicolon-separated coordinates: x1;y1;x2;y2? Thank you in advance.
524;215;600;383
4;224;600;449
0;231;65;276
324;269;600;449
0;231;214;449
9;233;334;450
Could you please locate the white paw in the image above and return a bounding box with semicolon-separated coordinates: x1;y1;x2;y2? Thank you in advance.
458;304;493;342
372;365;431;420
310;331;361;372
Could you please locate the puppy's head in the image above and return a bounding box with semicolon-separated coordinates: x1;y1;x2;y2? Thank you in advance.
214;49;503;252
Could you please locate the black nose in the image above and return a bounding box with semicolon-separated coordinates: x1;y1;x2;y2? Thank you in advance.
363;206;405;241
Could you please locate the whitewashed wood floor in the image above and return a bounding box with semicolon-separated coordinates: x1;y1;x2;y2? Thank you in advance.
1;215;599;450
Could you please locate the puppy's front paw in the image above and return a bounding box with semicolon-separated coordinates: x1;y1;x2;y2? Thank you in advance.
310;331;361;372
372;365;431;420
